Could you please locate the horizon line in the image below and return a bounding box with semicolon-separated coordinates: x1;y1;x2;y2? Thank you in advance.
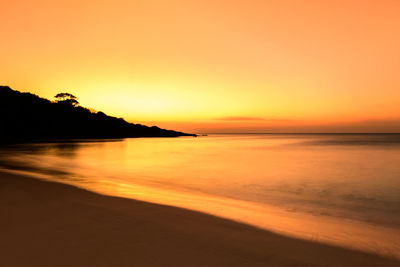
199;132;400;135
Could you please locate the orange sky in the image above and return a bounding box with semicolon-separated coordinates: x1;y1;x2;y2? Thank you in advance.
2;0;400;133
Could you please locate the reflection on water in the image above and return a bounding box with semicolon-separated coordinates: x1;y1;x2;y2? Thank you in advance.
1;134;400;258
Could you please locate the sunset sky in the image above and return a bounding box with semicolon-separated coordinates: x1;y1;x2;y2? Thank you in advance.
2;0;400;133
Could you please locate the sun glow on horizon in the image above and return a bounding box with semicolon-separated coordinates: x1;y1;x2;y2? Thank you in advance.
2;0;400;132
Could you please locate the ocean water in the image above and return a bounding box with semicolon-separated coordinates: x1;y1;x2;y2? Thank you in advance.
1;134;400;257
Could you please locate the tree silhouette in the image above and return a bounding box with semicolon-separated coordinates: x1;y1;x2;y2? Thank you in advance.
0;86;195;139
55;93;79;106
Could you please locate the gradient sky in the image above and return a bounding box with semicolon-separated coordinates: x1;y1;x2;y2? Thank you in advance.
2;0;400;133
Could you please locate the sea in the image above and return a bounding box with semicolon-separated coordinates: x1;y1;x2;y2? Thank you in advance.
1;134;400;258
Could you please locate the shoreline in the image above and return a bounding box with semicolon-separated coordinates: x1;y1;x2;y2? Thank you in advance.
1;171;399;266
2;167;399;260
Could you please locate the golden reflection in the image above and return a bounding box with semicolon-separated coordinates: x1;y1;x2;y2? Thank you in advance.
1;134;400;258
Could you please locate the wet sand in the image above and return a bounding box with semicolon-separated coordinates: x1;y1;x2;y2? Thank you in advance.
1;171;399;267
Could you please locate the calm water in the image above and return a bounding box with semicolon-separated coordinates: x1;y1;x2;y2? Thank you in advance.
1;134;400;257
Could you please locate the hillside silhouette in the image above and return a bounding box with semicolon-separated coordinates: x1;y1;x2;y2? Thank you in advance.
0;86;195;140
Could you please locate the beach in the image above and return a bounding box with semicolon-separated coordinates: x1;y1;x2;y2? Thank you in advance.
1;171;398;267
3;0;400;265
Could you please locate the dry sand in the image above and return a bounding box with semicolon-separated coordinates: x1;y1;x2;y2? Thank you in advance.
1;171;399;267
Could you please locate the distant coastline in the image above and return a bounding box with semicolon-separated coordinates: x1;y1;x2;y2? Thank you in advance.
0;86;196;141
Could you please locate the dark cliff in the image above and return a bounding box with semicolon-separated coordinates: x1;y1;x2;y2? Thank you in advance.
0;86;195;140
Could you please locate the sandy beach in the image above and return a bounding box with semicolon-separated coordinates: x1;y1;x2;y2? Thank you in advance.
1;171;399;267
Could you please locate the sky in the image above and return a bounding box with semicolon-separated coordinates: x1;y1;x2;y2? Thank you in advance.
2;0;400;133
